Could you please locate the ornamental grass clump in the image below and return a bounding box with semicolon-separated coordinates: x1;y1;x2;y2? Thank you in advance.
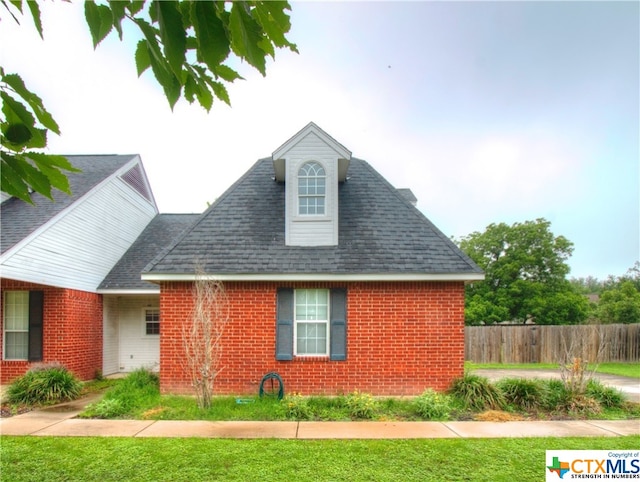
449;373;505;411
585;379;626;409
7;362;82;406
497;378;547;411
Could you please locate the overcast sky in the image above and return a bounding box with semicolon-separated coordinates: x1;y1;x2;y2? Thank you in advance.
1;1;638;280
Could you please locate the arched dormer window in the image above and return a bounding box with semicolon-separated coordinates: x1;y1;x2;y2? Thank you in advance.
298;161;326;215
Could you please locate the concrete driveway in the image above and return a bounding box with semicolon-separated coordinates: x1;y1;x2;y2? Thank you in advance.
474;368;640;403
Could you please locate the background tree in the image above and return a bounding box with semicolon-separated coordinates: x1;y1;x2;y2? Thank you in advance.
459;218;589;325
1;0;297;203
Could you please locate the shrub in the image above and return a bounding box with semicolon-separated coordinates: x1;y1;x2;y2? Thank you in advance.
414;389;453;420
7;363;82;406
449;373;505;411
542;379;572;411
566;395;602;417
281;392;311;420
497;378;546;411
346;390;377;419
585;379;626;408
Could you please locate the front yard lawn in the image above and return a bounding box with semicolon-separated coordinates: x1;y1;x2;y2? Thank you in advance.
2;436;639;482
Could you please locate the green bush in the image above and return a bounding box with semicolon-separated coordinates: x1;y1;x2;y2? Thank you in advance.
7;363;82;406
414;389;453;420
586;379;626;408
345;390;377;419
542;379;572;411
497;378;546;411
449;373;505;411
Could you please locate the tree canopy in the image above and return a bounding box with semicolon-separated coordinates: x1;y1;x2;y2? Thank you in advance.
458;218;589;325
1;0;297;203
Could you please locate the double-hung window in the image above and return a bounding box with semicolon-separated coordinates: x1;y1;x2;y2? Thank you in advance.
298;161;326;215
3;290;43;361
145;308;160;335
276;287;347;361
295;289;329;356
4;291;29;359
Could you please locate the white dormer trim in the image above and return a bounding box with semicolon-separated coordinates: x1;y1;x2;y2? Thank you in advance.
273;122;351;182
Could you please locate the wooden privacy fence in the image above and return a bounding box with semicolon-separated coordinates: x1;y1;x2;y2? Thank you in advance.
465;324;640;364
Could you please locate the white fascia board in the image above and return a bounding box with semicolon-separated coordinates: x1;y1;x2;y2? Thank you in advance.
0;156;147;263
142;273;485;282
97;288;160;295
272;122;352;161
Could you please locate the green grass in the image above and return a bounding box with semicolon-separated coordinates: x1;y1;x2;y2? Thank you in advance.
466;361;640;379
2;436;638;481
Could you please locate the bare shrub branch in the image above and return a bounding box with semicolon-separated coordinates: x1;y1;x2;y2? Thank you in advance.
181;266;229;409
558;324;608;396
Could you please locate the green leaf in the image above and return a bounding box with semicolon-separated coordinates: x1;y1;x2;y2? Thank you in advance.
109;0;128;39
134;18;181;109
2;152;53;199
3;123;32;145
252;2;296;50
207;79;229;106
135;40;151;76
191;1;230;71
26;0;43;39
126;0;145;16
1;91;36;127
85;1;115;48
155;0;186;78
2;73;60;134
188;66;214;111
1;152;33;203
30;153;78;194
229;2;267;76
212;64;243;83
23;127;47;149
148;51;181;109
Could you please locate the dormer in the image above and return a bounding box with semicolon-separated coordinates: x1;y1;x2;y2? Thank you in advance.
273;123;351;246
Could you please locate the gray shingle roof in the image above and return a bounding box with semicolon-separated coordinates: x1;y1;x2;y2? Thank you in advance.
1;154;137;255
98;214;199;290
144;158;482;277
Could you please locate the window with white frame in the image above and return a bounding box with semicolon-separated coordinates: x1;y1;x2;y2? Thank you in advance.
4;291;29;359
145;308;160;335
294;289;329;355
298;161;326;215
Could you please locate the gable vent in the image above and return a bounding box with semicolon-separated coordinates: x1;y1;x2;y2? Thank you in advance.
121;164;153;202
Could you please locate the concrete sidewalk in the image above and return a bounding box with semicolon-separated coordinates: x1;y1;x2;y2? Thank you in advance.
1;399;638;439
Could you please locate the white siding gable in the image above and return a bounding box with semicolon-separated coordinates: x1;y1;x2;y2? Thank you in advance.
0;158;158;292
273;123;352;247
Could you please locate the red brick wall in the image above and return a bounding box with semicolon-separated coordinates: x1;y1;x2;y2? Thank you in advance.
160;281;465;396
0;279;102;383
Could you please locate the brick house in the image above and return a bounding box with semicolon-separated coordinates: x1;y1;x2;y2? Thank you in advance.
1;124;483;395
143;123;483;395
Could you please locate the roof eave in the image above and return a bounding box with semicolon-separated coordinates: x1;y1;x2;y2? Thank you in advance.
141;273;485;282
97;288;160;295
